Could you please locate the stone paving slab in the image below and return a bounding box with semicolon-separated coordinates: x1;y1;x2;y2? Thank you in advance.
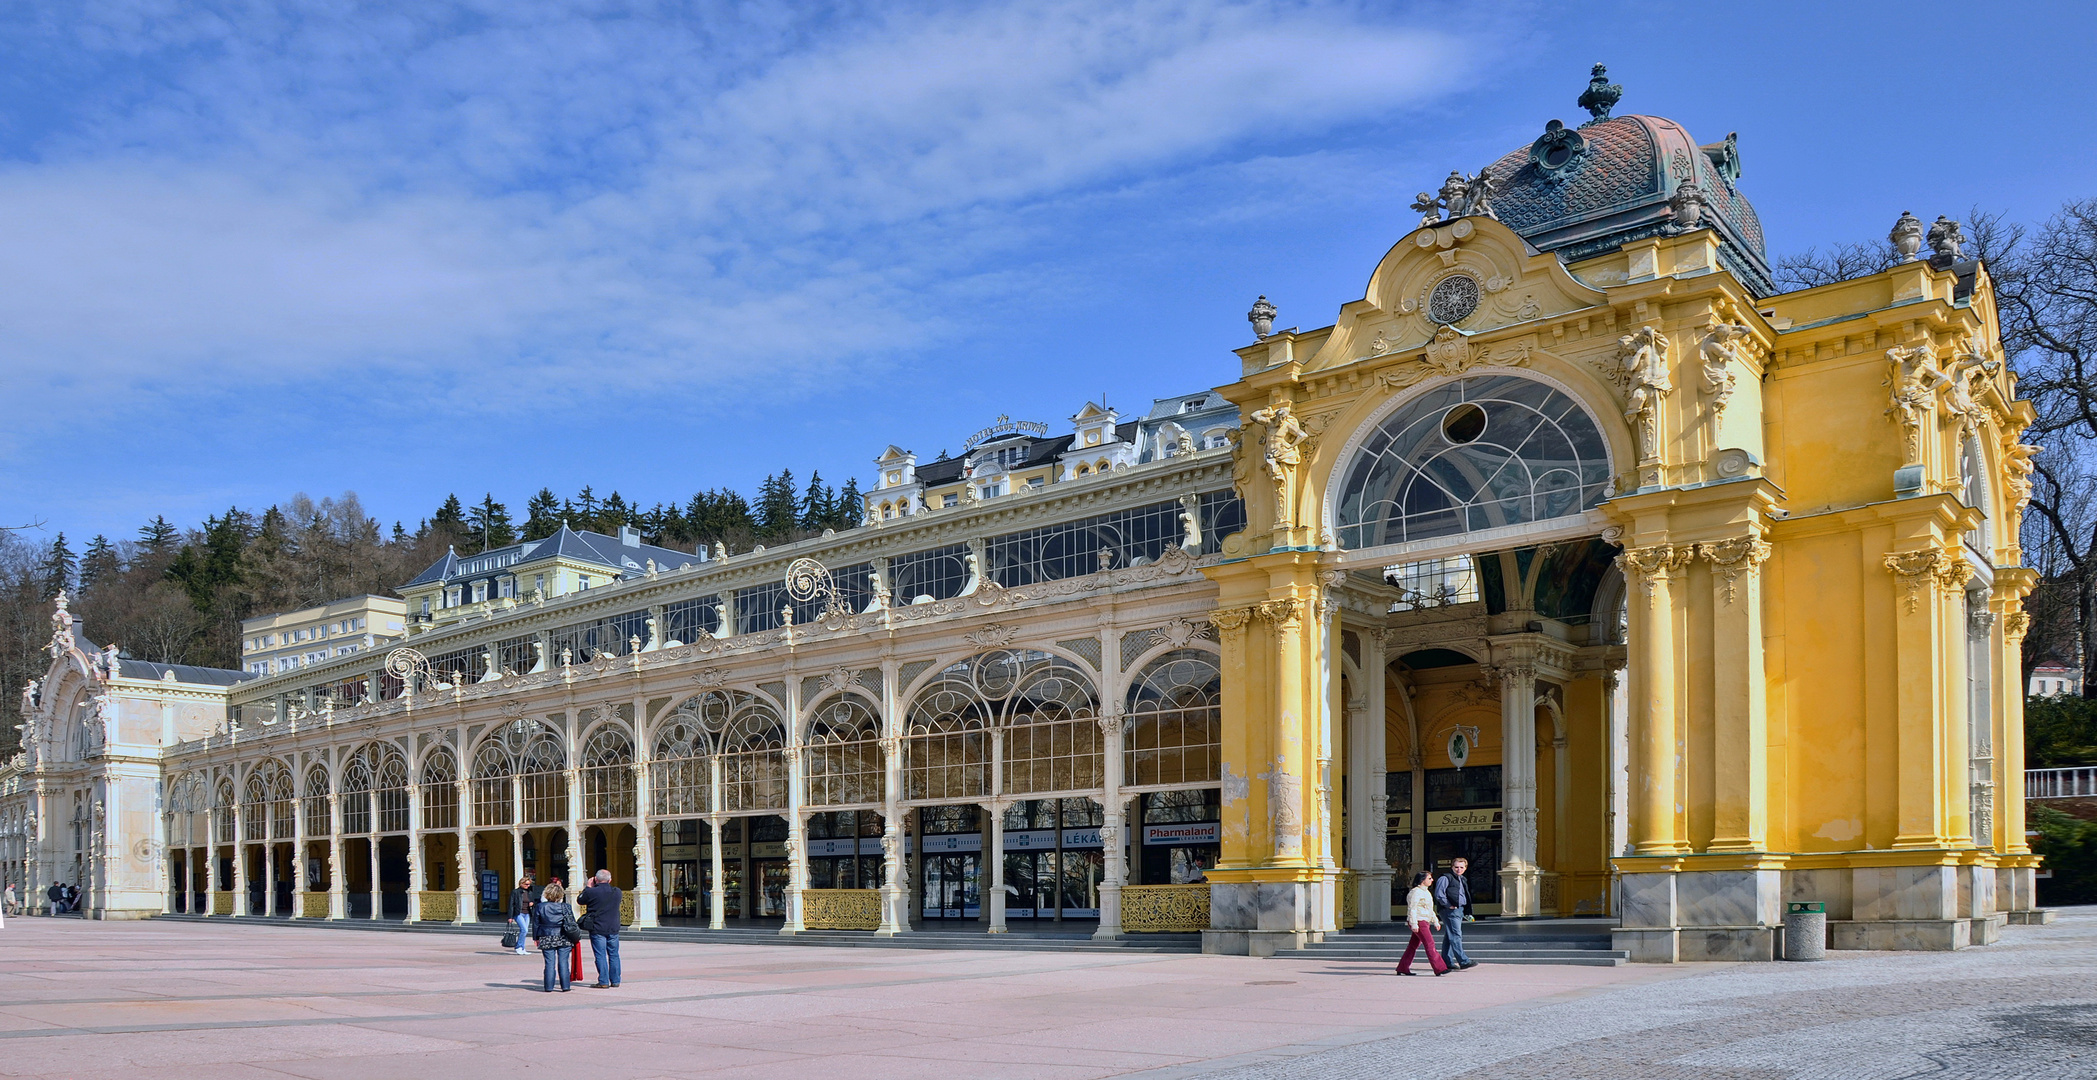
0;912;2086;1078
1145;907;2097;1080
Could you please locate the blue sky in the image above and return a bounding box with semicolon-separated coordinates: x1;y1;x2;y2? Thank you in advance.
3;0;2092;545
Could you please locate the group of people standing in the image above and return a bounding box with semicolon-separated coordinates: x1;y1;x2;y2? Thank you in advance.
1396;857;1480;976
507;871;626;993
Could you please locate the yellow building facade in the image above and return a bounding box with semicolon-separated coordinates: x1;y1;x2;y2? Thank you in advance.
1204;96;2043;960
0;84;2046;965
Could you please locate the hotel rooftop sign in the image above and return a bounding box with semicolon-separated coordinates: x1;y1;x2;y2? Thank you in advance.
962;414;1050;450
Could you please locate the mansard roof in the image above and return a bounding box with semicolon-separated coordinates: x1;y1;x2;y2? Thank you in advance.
404;523;705;589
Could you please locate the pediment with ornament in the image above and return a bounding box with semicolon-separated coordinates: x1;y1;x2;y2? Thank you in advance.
1303;216;1606;375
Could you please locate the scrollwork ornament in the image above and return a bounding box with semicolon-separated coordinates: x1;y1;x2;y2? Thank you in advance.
1616;543;1693;602
1699;537;1771;606
1209;608;1253;635
783;558;850;620
1255;598;1303;627
1883;550;1950;615
384;648;435;695
2002;610;2031;643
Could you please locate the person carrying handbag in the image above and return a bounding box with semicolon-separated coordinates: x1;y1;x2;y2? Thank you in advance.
1395;870;1449;976
531;883;584;992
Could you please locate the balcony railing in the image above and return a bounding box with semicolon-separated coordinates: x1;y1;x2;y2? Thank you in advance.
2027;766;2097;799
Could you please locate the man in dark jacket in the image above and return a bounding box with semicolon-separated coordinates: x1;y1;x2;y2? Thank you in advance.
578;870;623;988
46;882;63;915
509;874;536;955
1432;858;1477;970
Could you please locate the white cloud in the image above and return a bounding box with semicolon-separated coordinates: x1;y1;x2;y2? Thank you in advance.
0;1;1481;425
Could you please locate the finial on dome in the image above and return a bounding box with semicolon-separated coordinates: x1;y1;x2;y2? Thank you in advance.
1578;63;1621;124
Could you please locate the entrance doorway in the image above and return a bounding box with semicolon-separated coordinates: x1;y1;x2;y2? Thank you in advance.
922;853;980;920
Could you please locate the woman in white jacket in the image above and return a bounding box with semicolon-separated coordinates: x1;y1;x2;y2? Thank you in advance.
1396;869;1449;976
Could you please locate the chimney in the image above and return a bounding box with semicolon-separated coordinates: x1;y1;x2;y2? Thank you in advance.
618;525;641;548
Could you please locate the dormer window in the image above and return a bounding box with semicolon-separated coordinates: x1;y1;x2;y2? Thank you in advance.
1181;397;1207;412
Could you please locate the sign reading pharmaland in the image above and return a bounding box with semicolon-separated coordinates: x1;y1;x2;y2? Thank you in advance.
1143;822;1220;845
1425;808;1502;834
961;414;1051;451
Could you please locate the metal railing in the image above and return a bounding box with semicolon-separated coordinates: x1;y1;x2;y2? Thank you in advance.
2027;766;2097;799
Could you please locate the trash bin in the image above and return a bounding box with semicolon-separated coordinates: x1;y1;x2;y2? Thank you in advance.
1783;901;1826;961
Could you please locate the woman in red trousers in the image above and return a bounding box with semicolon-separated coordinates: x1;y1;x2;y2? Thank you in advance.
1397;869;1449;976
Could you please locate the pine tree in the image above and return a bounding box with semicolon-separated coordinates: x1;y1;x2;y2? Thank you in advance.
521;488;563;542
79;535;121;591
138;516;178;555
602;491;632;532
467;494;516;553
38;534;76;599
756;471;799;540
575;486;599;530
799;472;835;531
835;478;864;529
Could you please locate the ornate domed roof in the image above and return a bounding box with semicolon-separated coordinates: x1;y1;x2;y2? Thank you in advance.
1472;74;1773;296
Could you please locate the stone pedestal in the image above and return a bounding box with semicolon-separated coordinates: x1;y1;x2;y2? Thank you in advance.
1202;877;1331;957
1613;867;1781;962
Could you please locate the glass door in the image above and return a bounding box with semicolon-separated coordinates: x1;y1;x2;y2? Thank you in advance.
753;859;790;917
661;861;697;918
921;854;980;919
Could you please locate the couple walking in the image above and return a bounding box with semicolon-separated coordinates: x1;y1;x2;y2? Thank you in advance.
510;870;626;992
1396;857;1479;976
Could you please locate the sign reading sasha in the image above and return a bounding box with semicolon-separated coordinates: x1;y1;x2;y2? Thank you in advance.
1425;808;1503;834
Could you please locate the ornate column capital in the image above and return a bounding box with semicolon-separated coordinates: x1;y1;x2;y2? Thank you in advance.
1883;548;1962;614
1254;598;1304;627
1698;536;1771;606
1616;543;1694;601
1209;607;1253;635
2002;610;2031;643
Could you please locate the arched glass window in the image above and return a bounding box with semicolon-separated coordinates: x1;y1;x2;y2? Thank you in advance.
715;692;787;813
651;705;713;817
304;765;330;836
421;747;459;831
1124;650;1222;787
375;751;410;833
805;695;883;807
1334;375;1610;550
1961;434;1993;560
215;779;237;843
580;717;636;820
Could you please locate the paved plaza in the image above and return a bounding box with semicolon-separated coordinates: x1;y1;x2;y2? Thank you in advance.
0;912;2089;1079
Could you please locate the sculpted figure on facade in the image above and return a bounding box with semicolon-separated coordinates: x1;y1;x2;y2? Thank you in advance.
1697;323;1752;420
1614;326;1672;466
1885;344;1942;462
1927;215;1966;260
1246;402;1309;530
1666;182;1708;233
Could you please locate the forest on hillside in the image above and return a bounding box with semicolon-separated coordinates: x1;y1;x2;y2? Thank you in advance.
0;471;861;757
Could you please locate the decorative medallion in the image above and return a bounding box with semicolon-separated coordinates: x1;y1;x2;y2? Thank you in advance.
1427;275;1480;325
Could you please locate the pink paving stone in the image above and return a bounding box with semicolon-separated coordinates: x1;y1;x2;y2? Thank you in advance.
0;917;1684;1080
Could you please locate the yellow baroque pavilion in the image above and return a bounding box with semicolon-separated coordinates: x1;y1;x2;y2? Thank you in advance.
0;78;2046;964
1203;93;2042;960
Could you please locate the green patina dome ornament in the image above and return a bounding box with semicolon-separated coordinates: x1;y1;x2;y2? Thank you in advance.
1578;62;1622;124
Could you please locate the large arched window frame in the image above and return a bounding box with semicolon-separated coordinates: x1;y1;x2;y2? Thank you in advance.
1123;649;1223;789
651;704;713;817
580;716;636;821
713;691;788;813
421;746;459;832
804;693;883;808
903;650;1101;802
1331;373;1613;555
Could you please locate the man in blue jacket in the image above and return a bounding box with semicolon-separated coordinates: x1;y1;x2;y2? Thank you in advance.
1432;858;1477;970
578;870;624;989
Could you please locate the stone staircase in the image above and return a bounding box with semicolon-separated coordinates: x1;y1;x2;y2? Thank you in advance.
1273;918;1627;967
154;913;1200;954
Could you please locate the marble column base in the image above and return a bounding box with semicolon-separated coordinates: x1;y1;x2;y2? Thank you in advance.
1354;869;1395;924
1499;866;1543;917
2007;909;2056;925
1614;868;1781;963
1202;929;1309;957
1203;880;1326;955
1092;882;1124;940
1829;918;1971;951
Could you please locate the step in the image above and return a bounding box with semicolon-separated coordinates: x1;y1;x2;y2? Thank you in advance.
149;915;1201;953
1274;948;1627;967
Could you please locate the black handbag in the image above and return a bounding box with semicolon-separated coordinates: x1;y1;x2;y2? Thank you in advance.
501;928;519;949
